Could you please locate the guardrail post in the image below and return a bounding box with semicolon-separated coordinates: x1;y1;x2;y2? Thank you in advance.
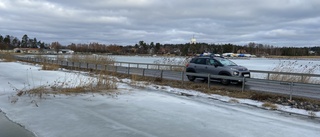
208;74;211;89
301;76;304;83
143;69;145;77
95;64;98;70
242;77;245;92
128;67;130;75
289;82;293;101
181;71;185;85
160;70;163;80
86;63;89;69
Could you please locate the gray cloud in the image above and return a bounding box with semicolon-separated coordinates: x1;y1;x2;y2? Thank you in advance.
0;0;319;46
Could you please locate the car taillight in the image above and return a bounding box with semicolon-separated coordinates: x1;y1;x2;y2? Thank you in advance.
186;63;189;67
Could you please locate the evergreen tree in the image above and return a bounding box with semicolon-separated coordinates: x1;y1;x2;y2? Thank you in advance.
21;34;29;48
12;37;20;48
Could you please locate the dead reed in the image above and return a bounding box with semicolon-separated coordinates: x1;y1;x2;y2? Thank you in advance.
152;57;190;71
269;60;320;84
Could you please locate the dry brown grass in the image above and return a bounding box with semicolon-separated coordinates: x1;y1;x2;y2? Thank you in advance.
0;53;16;62
42;63;60;70
130;74;139;85
262;102;278;110
12;70;118;101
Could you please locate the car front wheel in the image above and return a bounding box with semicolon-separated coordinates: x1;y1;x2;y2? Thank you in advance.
220;74;230;85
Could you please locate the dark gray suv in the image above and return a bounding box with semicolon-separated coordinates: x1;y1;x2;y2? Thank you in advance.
186;56;250;85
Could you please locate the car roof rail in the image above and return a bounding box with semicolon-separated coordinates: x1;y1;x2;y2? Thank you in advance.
196;54;224;58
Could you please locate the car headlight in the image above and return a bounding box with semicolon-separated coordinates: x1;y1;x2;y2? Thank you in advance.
233;71;239;76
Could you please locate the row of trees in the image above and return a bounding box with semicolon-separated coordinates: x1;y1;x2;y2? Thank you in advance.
66;41;319;56
1;34;319;56
0;34;47;50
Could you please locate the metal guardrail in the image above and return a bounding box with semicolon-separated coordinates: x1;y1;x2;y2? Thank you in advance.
10;56;320;100
250;70;320;82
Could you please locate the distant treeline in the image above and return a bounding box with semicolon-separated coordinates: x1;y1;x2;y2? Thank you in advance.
1;34;319;56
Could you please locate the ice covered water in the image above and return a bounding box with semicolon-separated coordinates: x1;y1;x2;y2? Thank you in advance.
0;112;35;137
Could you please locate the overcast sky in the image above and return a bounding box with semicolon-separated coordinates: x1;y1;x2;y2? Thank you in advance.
1;0;319;47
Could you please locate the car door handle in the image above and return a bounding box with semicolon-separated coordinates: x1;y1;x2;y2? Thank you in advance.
205;67;208;69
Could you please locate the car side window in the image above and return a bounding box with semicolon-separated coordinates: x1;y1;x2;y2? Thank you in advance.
195;58;206;65
190;58;196;63
209;59;219;66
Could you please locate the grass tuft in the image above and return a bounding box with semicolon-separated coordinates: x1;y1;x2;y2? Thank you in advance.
229;99;240;103
262;102;278;110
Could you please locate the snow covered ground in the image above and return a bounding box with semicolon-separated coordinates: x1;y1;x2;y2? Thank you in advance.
0;61;320;137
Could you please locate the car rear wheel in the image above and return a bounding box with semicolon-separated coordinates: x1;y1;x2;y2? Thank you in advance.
186;71;196;81
187;75;196;81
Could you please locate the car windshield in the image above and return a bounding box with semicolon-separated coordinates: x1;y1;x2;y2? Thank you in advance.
217;58;237;66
